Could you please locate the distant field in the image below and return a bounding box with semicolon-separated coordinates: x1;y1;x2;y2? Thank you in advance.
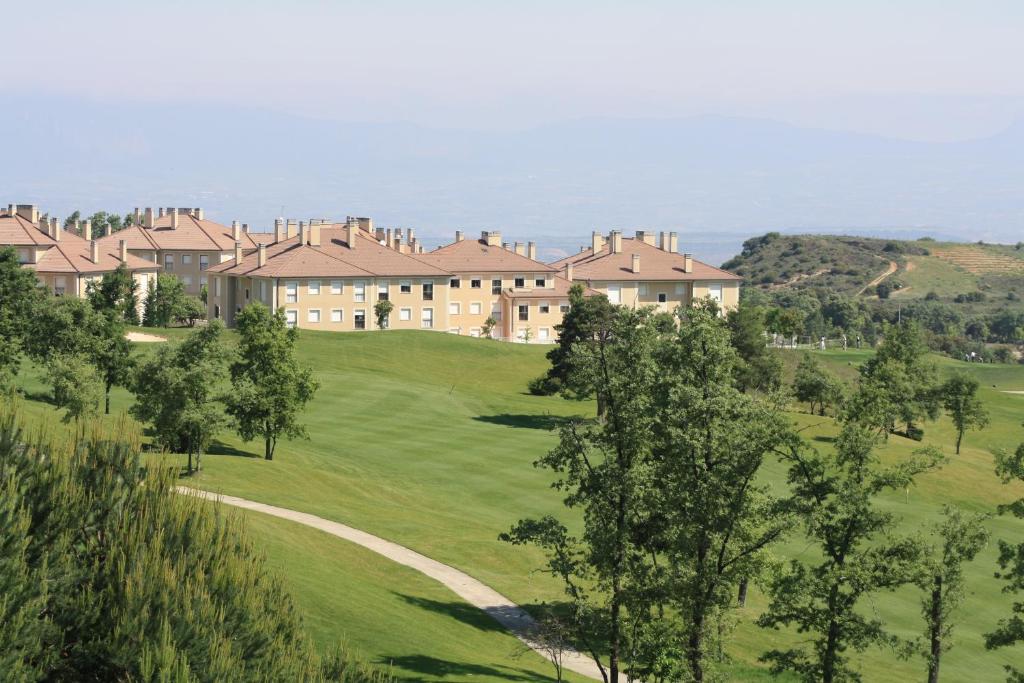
11;329;1024;681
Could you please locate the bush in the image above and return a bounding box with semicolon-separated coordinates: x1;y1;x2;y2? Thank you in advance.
906;424;925;441
925;291;939;301
528;374;561;396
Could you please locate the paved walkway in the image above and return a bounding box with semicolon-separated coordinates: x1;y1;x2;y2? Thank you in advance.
176;487;604;681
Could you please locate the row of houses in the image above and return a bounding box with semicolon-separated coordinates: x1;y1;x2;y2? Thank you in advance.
1;203;740;341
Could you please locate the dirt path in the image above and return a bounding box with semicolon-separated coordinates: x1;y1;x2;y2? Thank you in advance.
176;487;604;680
125;331;167;343
857;260;898;296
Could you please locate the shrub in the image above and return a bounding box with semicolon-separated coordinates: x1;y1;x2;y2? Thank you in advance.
925;291;939;301
528;374;562;396
906;424;925;441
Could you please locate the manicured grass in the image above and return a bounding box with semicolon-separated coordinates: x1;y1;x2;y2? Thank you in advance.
13;329;1024;680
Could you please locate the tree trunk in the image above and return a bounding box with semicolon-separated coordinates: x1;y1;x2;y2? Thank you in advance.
195;449;201;472
737;579;748;607
823;586;840;683
187;451;193;475
955;430;963;455
265;437;273;461
688;610;705;682
105;382;111;415
928;575;942;683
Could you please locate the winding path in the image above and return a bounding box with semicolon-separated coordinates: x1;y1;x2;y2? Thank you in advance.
857;259;898;296
176;487;604;681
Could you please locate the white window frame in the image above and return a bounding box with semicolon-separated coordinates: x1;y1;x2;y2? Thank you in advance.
378;282;389;300
539;327;550;340
354;281;366;303
708;283;723;302
330;308;343;322
607;283;621;304
308;280;321;295
285;280;298;303
285;309;298;328
215;277;221;297
658;292;668;303
182;275;193;287
181;253;193;266
163;254;174;271
308;309;321;323
400;280;412;294
514;274;525;288
539;300;550;314
449;302;461;315
639;283;648;295
331;280;343;295
354;309;367;329
399;307;412;321
421;307;434;329
199;254;209;271
469;302;482;315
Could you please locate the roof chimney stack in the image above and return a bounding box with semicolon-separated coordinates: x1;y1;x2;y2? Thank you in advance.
257;243;267;268
635;230;655;245
51;217;60;241
565;262;574;281
90;240;99;264
170;208;179;229
659;232;668;251
610;230;622;254
232;220;241;241
684;253;693;273
133;207;141;226
527;241;537;260
346;222;357;249
286;220;297;239
242;223;250;234
455;230;463;242
274;218;284;243
309;222;321;246
158;207;165;218
514;242;524;256
82;220;92;241
144;208;154;227
195;208;204;220
668;232;678;254
591;231;604;254
119;239;128;262
298;221;307;245
234;240;243;264
632;254;640;273
407;228;415;245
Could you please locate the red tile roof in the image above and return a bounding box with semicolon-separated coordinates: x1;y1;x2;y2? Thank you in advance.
550;238;741;282
415;238;557;274
0;215;159;274
96;213;267;251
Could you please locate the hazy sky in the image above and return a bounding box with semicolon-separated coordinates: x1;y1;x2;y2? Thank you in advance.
4;1;1023;140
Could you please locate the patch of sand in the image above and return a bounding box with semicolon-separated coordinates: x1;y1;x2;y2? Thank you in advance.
125;331;167;343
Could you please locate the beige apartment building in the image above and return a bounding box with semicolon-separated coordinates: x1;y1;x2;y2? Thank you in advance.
97;207;274;298
0;204;160;300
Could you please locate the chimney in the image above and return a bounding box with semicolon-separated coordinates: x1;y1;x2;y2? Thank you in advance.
610;230;622;254
234;240;243;264
410;238;418;253
514;242;524;256
242;223;250;234
90;240;99;264
257;243;267;268
119;239;127;262
483;230;502;247
668;232;678;254
133;208;141;226
232;220;241;241
392;235;402;251
286;220;297;239
73;219;80;234
635;230;655;245
16;205;39;222
298;221;306;245
144;207;154;227
309;223;321;247
195;208;204;220
632;254;640;273
659;232;668;251
528;241;537;260
455;230;463;242
104;224;112;238
358;217;373;233
82;219;92;241
407;228;415;245
158;207;165;218
503;243;511;251
565;262;574;281
385;228;393;248
346;222;357;249
170;208;179;229
684;253;693;273
274;218;284;242
51;218;61;241
591;231;604;254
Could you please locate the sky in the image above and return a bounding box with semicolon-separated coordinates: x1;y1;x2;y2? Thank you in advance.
4;0;1023;141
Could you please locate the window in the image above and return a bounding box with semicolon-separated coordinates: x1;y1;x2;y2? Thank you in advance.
331;280;343;295
354;281;366;303
491;278;502;295
285;310;297;328
421;308;434;328
308;309;321;323
560;302;570;313
639;283;648;295
449;278;460;289
518;305;529;321
215;277;221;297
658;292;668;303
539;301;550;314
707;284;723;302
245;288;250;300
199;254;209;271
258;281;265;300
469;328;480;338
399;307;412;321
448;327;460;334
54;276;66;296
514;275;525;288
675;283;686;295
449;302;461;315
422;281;433;301
16;248;29;263
182;275;193;287
400;280;411;293
181;254;192;266
535;277;546;288
331;309;343;322
163;254;174;271
469;302;482;315
378;282;389;300
354;310;366;330
200;275;208;289
470;278;481;289
607;283;621;304
214;305;221;319
539;328;550;340
308;280;320;295
285;281;298;303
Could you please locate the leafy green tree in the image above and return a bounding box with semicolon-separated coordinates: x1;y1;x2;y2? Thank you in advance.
727;302;783;393
653;302;794;680
45;353;103;422
793;352;845;416
481;315;497;339
920;507;989;683
503;307;663;683
62;209;81;229
0;247;46;375
544;283;615;402
87;262;140;325
142;273;188;327
940;372;990;454
131;321;230;473
985;436;1024;680
87;210;123;236
374;299;394;329
175;295;207;327
767;307;804;344
0;406;389;682
758;425;943;683
226;303;319;461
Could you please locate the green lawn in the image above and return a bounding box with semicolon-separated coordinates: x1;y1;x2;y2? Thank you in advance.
12;329;1024;681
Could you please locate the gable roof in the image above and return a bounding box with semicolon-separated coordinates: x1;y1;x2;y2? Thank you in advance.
208;228;451;279
550;238;741;282
504;275;600;300
96;212;267;252
0;213;60;246
0;215;159;275
414;238;557;274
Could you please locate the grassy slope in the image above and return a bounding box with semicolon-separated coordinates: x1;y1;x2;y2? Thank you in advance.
14;329;1024;681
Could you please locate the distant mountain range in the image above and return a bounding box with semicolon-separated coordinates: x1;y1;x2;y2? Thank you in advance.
4;94;1022;266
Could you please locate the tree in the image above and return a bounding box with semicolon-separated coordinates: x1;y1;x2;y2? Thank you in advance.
793;352;845;416
727;302;783;393
985;435;1024;680
142;273;188;327
87;210;123;236
374;299;394;329
940;372;990;454
653;302;794;680
544;283;615;400
0;247;45;376
502;307;664;683
758;425;943;683
920;507;989;683
87;263;140;325
481;315;497;339
62;210;81;229
226;303;319;461
131;322;230;474
45;353;103;422
175;295;206;327
767;307;804;345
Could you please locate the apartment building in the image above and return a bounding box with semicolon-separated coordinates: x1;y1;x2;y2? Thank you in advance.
552;230;741;313
0;204;160;300
97;207;274;297
206;221;452;331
